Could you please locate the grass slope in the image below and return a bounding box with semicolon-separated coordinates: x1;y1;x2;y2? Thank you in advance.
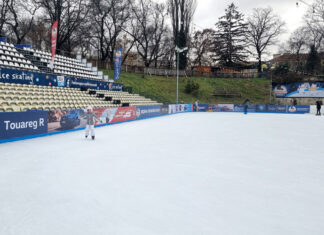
103;70;271;104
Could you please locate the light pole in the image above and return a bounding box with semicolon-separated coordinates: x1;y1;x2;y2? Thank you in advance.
269;72;273;104
175;46;188;104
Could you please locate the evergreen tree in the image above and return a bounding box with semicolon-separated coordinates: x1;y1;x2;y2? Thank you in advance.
213;3;248;67
306;45;320;74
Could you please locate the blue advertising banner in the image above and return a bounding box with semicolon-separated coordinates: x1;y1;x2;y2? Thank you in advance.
65;76;123;91
136;105;161;119
197;104;209;112
234;104;257;112
268;105;287;113
0;111;48;140
15;44;32;49
0;67;123;91
273;82;324;98
0;38;6;42
256;104;268;112
287;105;310;113
114;48;123;81
0;67;57;86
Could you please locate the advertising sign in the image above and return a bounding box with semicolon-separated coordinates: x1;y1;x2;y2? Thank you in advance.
208;104;234;112
110;107;136;123
197;104;209;112
234;104;257;112
168;104;192;114
273;82;324;98
287;105;310;114
160;105;169;115
48;109;86;132
0;67;123;91
0;67;57;86
57;76;65;87
93;107;136;124
49;20;58;69
14;44;31;49
65;76;123;91
114;48;123;80
256;104;268;112
0;111;48;140
267;105;287;113
136;105;161;119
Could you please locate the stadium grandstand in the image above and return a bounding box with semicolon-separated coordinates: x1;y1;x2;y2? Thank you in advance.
0;39;162;112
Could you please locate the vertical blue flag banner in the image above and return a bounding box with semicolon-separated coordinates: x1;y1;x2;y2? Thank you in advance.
114;48;123;81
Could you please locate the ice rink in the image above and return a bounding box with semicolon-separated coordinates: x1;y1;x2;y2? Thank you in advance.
1;112;324;235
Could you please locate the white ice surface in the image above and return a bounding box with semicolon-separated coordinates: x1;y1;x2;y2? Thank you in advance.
1;113;324;235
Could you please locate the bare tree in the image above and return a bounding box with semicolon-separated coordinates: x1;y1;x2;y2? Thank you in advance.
91;0;131;64
6;0;39;44
126;0;169;68
287;27;308;71
168;0;197;70
191;28;214;67
158;32;175;69
33;0;91;55
0;0;10;37
25;17;51;51
246;7;285;72
154;29;174;68
302;0;324;51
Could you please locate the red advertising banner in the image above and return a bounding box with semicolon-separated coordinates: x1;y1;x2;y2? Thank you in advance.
111;107;136;123
92;107;136;124
49;20;58;69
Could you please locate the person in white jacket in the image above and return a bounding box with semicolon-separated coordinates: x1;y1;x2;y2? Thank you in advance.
85;106;100;140
195;100;199;112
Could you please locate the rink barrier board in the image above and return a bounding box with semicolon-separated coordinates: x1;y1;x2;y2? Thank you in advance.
0;112;185;144
0;105;193;143
0;104;310;144
197;104;311;114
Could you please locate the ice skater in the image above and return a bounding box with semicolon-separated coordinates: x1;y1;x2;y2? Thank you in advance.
316;101;322;116
85;106;101;140
243;98;250;115
195;100;199;112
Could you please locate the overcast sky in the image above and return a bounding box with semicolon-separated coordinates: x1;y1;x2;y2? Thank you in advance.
193;0;310;58
159;0;311;59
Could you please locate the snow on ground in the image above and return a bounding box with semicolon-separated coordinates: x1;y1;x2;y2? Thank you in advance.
1;112;324;235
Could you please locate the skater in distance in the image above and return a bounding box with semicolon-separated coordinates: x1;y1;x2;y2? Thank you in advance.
195;100;199;112
316;101;322;116
243;98;250;114
84;106;101;140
